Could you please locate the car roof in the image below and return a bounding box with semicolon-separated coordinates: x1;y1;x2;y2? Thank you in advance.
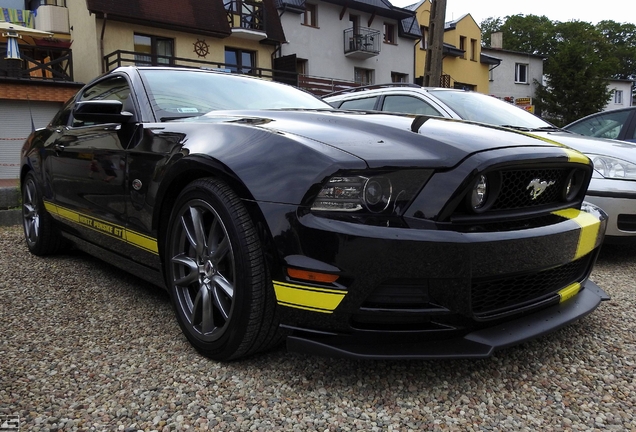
323;84;464;100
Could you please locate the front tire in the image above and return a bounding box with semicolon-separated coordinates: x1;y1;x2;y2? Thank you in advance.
22;172;67;255
165;178;282;360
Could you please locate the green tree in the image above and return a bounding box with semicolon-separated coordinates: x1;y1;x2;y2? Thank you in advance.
480;14;555;55
534;21;612;125
595;20;636;80
479;15;632;124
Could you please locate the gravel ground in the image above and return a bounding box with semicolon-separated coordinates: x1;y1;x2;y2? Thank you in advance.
1;225;635;431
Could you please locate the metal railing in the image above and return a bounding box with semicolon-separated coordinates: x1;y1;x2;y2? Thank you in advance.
343;27;381;56
103;50;361;96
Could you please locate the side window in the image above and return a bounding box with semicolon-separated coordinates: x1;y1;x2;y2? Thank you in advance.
382;95;442;116
568;110;631;140
73;76;133;127
338;97;378;111
49;97;75;127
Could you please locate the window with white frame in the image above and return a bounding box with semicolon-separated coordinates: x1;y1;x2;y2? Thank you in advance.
515;63;529;84
614;90;623;104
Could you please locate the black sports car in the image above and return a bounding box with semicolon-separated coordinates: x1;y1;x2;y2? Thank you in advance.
20;67;609;360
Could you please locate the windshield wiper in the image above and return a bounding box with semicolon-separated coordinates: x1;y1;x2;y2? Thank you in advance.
529;126;567;132
499;125;533;131
499;125;567;133
160;115;199;122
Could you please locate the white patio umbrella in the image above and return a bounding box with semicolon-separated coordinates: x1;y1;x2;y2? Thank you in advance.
0;21;54;38
1;21;53;60
4;33;20;59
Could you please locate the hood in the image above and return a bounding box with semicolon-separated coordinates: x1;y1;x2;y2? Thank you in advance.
533;131;636;162
193;110;565;168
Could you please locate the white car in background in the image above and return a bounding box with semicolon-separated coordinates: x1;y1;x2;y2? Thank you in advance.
325;85;636;243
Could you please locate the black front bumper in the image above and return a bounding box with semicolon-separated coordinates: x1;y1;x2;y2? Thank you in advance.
285;280;609;359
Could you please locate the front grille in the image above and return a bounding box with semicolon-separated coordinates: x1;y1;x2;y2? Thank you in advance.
471;254;592;319
491;168;569;210
617;214;636;232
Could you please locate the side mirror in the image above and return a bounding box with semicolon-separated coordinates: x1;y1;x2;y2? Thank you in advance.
73;100;134;124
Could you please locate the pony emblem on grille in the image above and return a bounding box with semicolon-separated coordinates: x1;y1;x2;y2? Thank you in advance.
527;178;555;200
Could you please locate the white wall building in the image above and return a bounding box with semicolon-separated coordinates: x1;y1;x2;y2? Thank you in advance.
481;46;544;112
275;0;420;89
605;79;634;111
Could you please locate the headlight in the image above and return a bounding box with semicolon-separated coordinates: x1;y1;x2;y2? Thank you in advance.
311;170;432;216
588;154;636;180
470;175;488;209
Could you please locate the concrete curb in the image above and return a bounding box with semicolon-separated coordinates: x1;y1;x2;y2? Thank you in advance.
0;186;21;227
0;209;21;227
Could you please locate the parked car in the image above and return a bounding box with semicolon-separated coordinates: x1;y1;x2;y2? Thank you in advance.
21;68;609;361
564;107;636;143
325;85;636;243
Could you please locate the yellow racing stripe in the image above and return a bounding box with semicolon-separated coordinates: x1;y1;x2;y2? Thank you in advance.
273;280;346;313
563;148;590;165
44;201;158;254
558;282;582;303
511;130;590;165
553;208;601;260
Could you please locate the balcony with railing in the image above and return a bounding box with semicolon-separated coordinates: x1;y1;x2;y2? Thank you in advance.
224;0;266;40
344;27;380;59
0;42;73;81
103;50;360;96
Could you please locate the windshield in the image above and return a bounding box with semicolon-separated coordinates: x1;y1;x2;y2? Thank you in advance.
138;69;332;121
428;90;553;129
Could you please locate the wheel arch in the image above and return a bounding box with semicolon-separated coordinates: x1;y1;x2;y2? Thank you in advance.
154;155;278;278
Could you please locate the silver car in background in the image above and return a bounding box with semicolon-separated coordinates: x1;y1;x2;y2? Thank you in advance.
325;85;636;243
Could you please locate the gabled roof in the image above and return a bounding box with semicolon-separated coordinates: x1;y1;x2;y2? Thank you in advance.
274;0;306;13
400;15;422;39
85;0;286;43
320;0;414;20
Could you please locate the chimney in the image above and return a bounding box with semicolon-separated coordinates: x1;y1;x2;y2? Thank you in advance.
491;32;503;49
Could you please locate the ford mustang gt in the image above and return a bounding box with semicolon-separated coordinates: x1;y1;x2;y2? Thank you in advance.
325;85;636;243
20;67;609;360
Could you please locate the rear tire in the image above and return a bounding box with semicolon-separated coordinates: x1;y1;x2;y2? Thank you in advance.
22;172;68;256
165;178;282;360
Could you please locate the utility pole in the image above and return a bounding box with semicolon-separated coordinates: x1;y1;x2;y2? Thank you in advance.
423;0;447;87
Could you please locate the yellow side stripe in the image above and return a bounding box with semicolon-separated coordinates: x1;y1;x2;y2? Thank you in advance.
553;208;601;259
558;282;582;303
273;280;346;313
44;201;158;254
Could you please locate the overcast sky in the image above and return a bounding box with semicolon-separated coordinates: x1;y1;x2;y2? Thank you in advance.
389;0;636;25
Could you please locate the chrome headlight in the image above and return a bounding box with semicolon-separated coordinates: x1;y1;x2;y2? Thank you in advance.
311;170;432;216
588;154;636;180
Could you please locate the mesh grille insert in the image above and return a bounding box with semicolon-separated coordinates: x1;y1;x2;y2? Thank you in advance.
471;254;592;319
491;168;569;210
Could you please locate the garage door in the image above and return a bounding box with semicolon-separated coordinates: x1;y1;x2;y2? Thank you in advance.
0;100;62;179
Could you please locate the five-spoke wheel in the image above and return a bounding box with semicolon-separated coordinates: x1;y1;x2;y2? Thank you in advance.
22;172;66;255
166;178;281;360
